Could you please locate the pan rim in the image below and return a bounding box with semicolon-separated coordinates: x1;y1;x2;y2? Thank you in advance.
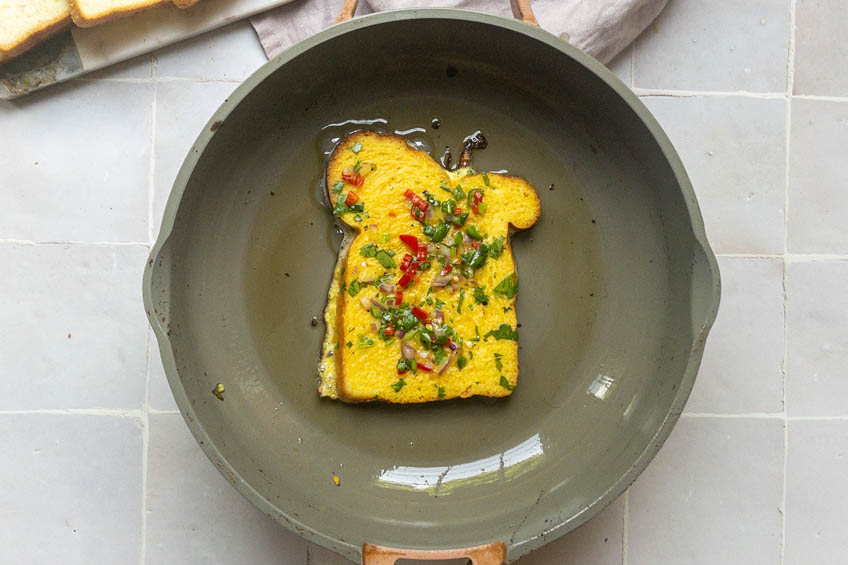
143;8;721;562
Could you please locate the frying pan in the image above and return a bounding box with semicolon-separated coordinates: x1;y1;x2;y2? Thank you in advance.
143;1;721;563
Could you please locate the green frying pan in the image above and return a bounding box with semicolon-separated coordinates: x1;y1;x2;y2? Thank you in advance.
143;2;720;563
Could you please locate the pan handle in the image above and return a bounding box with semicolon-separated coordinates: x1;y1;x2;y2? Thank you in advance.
361;541;507;564
335;0;539;26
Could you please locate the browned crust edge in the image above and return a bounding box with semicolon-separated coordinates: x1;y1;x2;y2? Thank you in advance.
0;13;72;61
173;0;201;7
71;0;171;28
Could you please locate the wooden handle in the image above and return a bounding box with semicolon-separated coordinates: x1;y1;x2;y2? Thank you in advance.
336;0;539;26
362;542;507;564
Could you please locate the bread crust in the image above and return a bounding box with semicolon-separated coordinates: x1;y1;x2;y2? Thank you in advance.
0;11;72;61
70;0;171;27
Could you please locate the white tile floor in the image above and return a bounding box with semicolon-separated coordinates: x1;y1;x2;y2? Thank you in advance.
1;2;847;563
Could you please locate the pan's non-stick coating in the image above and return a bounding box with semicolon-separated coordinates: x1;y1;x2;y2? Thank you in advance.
144;11;719;563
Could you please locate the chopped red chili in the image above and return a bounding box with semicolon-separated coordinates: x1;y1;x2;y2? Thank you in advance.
471;190;483;214
416;243;427;262
417;363;433;373
397;369;408;375
440;264;453;276
399;253;413;271
398;270;414;288
411;207;426;222
344;191;360;206
453;207;463;216
472;242;480;250
395;289;404;304
342;172;364;187
412;306;428;321
384;323;395;337
399;234;418;251
404;189;428;211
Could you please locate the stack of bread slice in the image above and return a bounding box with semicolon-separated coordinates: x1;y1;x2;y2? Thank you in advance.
0;0;204;62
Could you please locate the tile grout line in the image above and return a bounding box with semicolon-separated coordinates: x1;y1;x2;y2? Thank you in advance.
635;87;786;99
780;0;797;562
148;55;158;248
0;239;150;246
140;52;156;565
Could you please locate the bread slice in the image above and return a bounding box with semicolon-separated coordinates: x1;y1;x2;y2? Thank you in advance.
173;0;201;7
70;0;170;27
318;131;541;403
0;0;72;61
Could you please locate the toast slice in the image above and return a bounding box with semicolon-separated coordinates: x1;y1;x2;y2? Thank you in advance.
0;0;72;61
70;0;170;27
318;131;541;403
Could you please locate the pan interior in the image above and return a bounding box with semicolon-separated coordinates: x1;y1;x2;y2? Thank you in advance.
152;13;716;562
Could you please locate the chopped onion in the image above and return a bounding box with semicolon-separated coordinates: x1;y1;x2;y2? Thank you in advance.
360;296;371;310
450;280;460;292
437;357;450;375
396;330;406;339
435;310;444;323
433;243;451;257
370;298;386;311
425;206;434;219
463;233;472;244
431;277;450;288
401;342;416;361
378;282;395;293
426;243;436;254
385;298;396;308
448;340;459;351
416;350;431;361
343;165;354;176
370;323;377;331
469;279;478;286
360;276;377;284
359;162;375;177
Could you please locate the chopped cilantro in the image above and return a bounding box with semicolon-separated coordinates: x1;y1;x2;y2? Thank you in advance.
457;289;465;314
353;214;362;222
502;306;512;313
457;355;468;370
485;324;518;341
375;250;396;269
357;335;375;348
493;272;518;299
465;225;484;240
353;160;362;173
437;386;446;399
474;325;481;341
391;378;406;392
473;286;489;305
499;375;515;391
433;347;447;365
439;181;452;193
333;196;364;216
348;280;361;296
488;236;504;259
494;352;503;371
434;299;445;311
332;180;344;194
375;272;393;286
360;243;378;258
346;341;353;348
351;142;363;154
381;233;390;244
482;172;490;186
